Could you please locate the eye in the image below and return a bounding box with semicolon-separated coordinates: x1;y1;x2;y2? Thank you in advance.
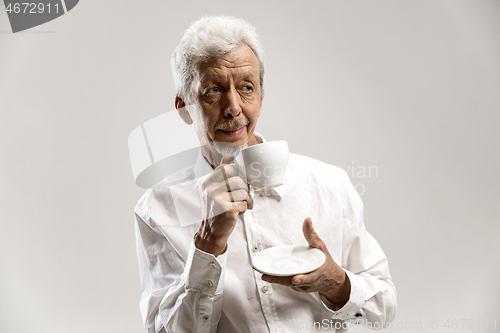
206;86;220;94
241;85;253;92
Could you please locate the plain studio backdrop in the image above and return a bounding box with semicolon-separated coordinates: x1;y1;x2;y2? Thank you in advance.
1;1;499;332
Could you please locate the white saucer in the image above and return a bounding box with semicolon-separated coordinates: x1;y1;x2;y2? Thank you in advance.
252;245;326;276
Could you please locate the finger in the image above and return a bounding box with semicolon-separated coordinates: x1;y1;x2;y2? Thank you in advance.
215;164;240;182
302;218;327;251
220;167;234;202
233;200;249;215
222;188;250;202
211;196;248;216
292;274;306;285
216;189;253;212
291;285;316;293
209;179;249;198
203;167;242;193
204;155;238;185
291;272;320;286
212;178;253;208
232;191;254;214
262;274;293;286
231;189;254;211
224;176;250;193
241;189;253;210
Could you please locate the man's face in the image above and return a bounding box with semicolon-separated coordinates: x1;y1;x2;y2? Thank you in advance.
187;44;262;155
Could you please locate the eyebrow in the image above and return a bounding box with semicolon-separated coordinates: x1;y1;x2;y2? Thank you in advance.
200;70;258;86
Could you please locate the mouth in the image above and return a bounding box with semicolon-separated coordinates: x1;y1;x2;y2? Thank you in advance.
218;126;245;136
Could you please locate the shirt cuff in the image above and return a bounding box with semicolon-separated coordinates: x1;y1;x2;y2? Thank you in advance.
183;238;227;296
319;269;368;321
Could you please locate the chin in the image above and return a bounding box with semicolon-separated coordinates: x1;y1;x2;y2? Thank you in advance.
211;141;243;156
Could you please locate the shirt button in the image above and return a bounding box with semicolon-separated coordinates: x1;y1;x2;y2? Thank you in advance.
261;286;268;293
206;280;213;287
203;316;209;321
210;262;217;269
252;244;260;252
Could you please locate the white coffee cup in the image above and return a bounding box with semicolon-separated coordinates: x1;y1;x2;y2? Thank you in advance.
233;141;289;190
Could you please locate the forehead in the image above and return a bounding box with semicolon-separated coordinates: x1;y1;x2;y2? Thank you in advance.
197;44;259;82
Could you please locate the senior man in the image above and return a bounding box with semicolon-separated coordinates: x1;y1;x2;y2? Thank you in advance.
135;16;396;333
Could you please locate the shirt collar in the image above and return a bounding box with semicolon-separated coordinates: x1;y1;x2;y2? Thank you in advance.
193;132;285;200
194;151;214;180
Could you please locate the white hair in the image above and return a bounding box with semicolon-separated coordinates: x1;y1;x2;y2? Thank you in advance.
171;16;266;102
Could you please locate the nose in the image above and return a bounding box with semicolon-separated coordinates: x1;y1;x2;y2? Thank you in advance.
223;87;242;118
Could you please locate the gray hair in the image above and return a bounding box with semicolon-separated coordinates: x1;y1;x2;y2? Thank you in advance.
171;16;266;103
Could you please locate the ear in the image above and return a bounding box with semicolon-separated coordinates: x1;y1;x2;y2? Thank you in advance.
175;96;193;125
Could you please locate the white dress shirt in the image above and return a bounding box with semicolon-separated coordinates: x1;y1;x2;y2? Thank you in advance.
134;135;397;333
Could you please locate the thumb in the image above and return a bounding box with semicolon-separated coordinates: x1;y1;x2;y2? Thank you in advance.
303;218;326;251
220;154;234;165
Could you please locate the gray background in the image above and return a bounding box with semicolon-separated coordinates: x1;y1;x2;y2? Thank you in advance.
1;0;499;332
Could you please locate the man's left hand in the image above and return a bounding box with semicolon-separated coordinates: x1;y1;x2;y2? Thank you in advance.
261;218;351;308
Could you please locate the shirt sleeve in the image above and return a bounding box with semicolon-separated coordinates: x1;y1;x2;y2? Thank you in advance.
135;213;227;333
319;169;397;325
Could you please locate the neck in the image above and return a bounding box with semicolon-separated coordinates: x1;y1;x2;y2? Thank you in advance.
249;132;261;145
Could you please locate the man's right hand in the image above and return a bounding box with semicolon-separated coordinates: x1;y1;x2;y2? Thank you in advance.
195;154;253;256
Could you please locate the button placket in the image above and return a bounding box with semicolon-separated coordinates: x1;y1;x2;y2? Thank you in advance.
245;196;282;333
